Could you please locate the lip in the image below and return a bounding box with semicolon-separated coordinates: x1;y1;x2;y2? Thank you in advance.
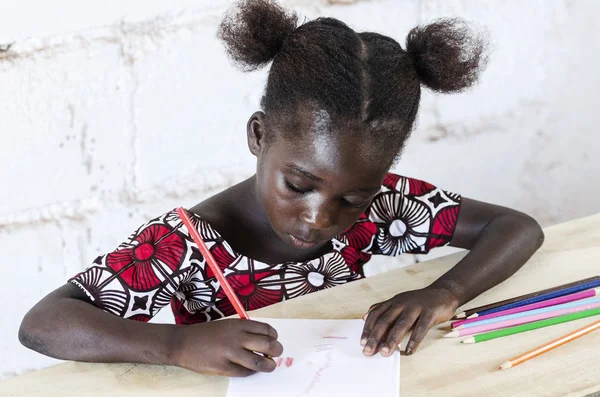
288;234;319;249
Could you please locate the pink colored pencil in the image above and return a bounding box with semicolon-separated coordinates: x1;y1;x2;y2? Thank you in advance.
445;300;600;338
452;287;600;329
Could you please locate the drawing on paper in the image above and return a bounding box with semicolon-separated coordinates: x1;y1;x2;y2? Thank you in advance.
227;318;400;397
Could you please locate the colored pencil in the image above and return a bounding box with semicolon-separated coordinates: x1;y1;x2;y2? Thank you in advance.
455;276;600;320
446;299;600;337
499;319;600;370
452;288;600;328
475;278;600;317
176;207;249;320
451;276;600;320
455;296;600;330
460;306;600;344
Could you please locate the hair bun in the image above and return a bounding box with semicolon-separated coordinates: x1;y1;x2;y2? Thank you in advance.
219;0;298;71
406;18;488;93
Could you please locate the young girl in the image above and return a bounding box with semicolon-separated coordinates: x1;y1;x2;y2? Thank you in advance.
19;0;544;378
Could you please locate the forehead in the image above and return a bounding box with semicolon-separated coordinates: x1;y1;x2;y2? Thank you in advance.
270;113;390;185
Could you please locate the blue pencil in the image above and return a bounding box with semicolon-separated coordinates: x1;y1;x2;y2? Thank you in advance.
475;279;600;317
457;296;600;329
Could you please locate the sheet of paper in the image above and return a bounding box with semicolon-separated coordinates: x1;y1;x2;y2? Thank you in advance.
227;318;400;397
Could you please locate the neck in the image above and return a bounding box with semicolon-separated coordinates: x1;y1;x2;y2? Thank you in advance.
243;175;276;235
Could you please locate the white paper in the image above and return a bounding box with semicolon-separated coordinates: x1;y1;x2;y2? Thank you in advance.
227;318;400;397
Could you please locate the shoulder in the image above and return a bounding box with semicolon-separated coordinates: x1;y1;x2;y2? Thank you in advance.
371;172;461;218
188;179;254;236
380;173;442;197
335;173;462;255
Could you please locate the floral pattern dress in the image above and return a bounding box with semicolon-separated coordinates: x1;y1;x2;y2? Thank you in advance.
69;173;461;324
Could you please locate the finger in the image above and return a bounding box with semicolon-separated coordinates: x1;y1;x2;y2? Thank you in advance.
380;310;421;357
360;302;389;346
362;306;403;356
230;349;278;373
405;312;436;355
362;303;380;320
221;361;255;378
242;333;284;357
241;320;279;339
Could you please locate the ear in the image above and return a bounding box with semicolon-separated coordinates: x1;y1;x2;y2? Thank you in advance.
247;111;267;157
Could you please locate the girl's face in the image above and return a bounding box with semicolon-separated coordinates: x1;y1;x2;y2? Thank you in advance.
250;111;390;250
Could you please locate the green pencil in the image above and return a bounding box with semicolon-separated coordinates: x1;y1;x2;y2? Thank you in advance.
461;306;600;344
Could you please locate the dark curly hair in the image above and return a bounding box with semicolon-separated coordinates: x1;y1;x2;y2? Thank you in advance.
219;0;487;163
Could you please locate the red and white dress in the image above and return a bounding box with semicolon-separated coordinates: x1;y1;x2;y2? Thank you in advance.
70;173;461;324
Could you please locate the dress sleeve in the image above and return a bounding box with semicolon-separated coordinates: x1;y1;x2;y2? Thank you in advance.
69;210;197;322
339;173;462;256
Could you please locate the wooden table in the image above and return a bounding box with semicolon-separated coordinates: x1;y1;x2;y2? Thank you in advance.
3;213;600;397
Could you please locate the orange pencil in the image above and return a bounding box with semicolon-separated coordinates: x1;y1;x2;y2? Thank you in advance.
176;207;249;320
499;319;600;370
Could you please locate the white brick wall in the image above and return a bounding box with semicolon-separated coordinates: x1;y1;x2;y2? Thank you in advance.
2;0;599;378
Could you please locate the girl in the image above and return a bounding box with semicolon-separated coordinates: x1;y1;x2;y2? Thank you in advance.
19;0;544;378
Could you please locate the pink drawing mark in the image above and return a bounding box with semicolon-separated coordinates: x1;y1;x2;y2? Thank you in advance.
302;351;334;395
276;357;294;368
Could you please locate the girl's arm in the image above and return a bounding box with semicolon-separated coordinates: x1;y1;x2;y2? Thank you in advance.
19;283;283;376
19;284;179;365
429;197;545;310
361;198;544;356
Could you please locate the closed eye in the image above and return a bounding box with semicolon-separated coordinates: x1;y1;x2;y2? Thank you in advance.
342;198;369;209
286;180;311;194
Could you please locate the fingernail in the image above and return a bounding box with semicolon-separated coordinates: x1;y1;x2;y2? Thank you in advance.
362;314;367;321
381;347;389;355
360;338;367;346
363;346;372;354
405;347;413;355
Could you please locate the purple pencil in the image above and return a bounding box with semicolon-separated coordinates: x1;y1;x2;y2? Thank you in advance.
445;299;600;338
452;288;600;329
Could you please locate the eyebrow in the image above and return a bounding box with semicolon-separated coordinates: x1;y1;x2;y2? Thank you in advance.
286;164;323;182
286;164;381;194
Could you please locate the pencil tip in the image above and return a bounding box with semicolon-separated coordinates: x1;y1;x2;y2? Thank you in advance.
444;331;459;338
499;361;512;370
454;312;466;319
461;337;475;344
467;313;479;319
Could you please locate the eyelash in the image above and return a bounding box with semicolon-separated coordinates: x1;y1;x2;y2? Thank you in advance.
342;199;368;209
286;181;311;194
285;181;367;208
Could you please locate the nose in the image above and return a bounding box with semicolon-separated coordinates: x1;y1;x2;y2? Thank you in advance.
300;198;339;231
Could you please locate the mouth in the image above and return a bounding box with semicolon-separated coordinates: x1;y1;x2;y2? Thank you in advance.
288;234;319;249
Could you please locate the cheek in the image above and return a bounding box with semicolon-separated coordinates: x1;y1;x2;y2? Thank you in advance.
338;211;365;233
259;173;301;221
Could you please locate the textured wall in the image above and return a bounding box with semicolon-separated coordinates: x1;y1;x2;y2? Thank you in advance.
2;0;599;378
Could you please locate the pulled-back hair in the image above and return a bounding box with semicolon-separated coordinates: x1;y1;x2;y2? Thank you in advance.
219;0;487;160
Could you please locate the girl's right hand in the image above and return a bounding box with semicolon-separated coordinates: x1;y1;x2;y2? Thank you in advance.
173;319;284;377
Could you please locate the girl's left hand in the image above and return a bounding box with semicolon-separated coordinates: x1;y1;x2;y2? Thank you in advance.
360;287;460;357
